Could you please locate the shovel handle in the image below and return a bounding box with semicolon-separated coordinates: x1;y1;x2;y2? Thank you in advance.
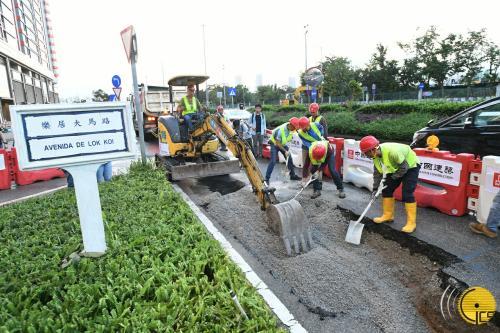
354;183;387;225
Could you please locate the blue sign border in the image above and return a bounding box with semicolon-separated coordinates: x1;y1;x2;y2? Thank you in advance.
21;109;129;162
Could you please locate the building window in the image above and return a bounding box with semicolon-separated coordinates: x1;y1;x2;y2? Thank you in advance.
0;57;11;99
11;69;22;82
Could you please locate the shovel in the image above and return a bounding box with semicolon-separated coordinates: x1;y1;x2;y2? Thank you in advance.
282;152;291;178
345;179;386;245
289;173;318;201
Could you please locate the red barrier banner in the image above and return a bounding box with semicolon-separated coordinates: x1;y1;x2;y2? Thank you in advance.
394;149;475;216
9;148;65;186
0;149;11;190
323;137;344;177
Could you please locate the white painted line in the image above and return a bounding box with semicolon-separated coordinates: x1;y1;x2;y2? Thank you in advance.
0;185;67;207
173;184;307;332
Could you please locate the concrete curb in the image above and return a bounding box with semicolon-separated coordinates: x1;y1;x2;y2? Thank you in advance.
172;184;307;333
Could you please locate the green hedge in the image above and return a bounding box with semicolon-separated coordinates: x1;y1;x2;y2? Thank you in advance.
264;110;434;141
255;100;478;117
260;100;480;141
0;163;282;332
251;104;355;113
356;100;479;116
326;112;435;141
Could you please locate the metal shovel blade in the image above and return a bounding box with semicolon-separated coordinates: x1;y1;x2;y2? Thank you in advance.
267;199;312;256
345;220;365;245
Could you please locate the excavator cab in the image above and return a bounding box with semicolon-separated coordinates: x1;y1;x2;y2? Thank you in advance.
156;75;240;181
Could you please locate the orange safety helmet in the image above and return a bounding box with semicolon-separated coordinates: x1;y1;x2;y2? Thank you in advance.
312;143;327;161
309;103;320;114
359;135;380;153
298;117;310;130
289;117;300;129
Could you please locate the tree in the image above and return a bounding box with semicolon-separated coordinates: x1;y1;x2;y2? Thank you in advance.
399;57;422;88
359;44;400;93
483;42;500;83
92;89;109;102
348;80;363;100
233;84;252;104
321;56;356;98
454;29;488;85
399;27;459;89
256;85;282;104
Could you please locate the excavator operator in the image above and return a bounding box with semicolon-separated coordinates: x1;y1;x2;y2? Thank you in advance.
177;84;204;131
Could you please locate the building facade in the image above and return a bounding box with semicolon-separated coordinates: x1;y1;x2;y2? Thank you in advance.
0;0;58;122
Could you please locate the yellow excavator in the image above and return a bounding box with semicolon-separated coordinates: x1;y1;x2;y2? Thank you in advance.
280;85;324;105
155;75;311;255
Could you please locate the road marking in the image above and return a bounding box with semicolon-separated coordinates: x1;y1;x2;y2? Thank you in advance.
173;184;307;333
0;186;67;207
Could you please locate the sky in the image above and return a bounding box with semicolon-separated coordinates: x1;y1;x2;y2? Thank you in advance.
50;0;500;100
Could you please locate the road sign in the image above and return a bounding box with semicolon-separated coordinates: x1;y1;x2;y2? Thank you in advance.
120;25;135;63
228;87;236;97
216;91;223;99
108;94;116;101
311;89;317;98
419;83;425;90
112;75;121;88
10;102;136;257
112;87;122;100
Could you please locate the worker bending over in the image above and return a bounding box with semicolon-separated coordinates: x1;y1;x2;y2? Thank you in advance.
360;136;420;233
265;117;301;184
298;116;325;181
308;140;346;199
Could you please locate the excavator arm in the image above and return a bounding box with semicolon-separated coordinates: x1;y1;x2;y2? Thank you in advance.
191;113;278;210
189;113;312;255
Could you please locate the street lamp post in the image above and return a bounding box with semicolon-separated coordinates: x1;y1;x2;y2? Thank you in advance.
222;64;226;107
304;24;309;71
304;24;309;104
202;24;209;106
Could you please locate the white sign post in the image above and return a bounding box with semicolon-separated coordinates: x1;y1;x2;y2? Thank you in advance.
10;102;136;257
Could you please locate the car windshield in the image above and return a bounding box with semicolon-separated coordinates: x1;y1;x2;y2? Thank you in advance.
473;104;500;126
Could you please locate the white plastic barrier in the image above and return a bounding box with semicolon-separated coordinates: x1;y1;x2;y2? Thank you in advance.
477;156;500;223
278;132;304;168
342;139;374;191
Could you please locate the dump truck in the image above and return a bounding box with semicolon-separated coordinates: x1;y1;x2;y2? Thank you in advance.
132;84;187;136
155;75;312;255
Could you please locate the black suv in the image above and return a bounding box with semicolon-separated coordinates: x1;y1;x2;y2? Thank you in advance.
411;97;500;157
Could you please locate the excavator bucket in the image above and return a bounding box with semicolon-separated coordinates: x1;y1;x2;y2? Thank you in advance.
266;199;313;256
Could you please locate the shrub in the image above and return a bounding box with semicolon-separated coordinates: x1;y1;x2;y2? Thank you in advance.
324;111;434;141
0;164;282;332
356;100;479;116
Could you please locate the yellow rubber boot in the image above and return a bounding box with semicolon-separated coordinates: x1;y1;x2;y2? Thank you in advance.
402;202;417;233
373;198;395;224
